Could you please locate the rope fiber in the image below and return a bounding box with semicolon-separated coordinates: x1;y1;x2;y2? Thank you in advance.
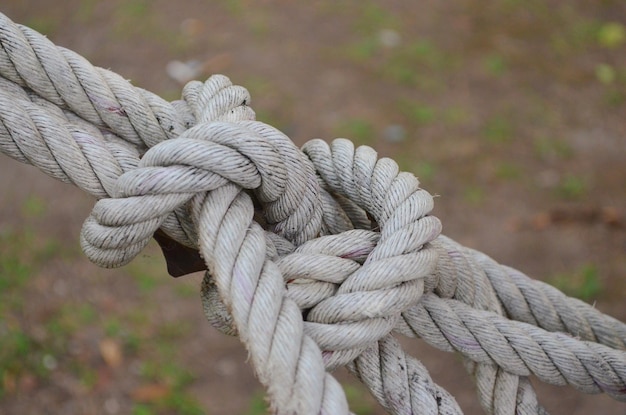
1;12;624;414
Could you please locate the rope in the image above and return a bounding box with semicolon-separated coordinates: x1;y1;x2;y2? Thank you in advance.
1;12;625;414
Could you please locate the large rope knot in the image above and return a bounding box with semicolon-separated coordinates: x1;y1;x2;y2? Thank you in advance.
80;74;326;265
78;74;442;412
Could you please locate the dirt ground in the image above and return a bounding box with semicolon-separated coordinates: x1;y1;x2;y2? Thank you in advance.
1;1;625;414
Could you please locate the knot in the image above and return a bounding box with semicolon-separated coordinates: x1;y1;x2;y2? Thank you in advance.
81;76;443;411
198;136;441;369
80;75;325;267
293;139;441;368
190;137;441;413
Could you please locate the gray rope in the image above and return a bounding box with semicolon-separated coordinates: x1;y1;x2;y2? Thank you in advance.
1;12;625;415
302;138;548;414
403;294;626;399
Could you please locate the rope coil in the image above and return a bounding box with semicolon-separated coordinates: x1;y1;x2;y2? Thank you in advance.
1;12;624;414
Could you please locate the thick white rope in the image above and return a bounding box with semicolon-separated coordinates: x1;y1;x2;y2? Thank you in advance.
1;12;625;414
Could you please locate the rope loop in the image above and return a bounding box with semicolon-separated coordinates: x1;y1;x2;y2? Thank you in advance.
80;75;328;267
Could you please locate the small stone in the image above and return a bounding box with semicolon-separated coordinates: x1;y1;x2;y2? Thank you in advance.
215;358;237;376
166;60;202;84
537;169;559;188
383;124;406;143
52;279;67;297
378;29;401;48
104;397;120;414
42;354;58;370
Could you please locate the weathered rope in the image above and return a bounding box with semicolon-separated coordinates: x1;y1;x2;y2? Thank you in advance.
1;12;625;414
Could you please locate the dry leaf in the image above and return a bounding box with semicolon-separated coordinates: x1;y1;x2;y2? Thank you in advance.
99;338;123;368
132;384;171;402
531;212;551;230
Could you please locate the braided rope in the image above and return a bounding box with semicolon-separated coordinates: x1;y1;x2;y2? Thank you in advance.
1;12;625;414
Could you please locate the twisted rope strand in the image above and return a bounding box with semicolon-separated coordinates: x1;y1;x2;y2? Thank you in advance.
348;336;464;415
195;185;351;414
402;294;626;399
1;14;181;147
0;76;140;196
426;236;626;350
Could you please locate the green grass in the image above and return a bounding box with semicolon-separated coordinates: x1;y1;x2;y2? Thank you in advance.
23;16;58;36
398;100;436;125
241;383;377;415
483;115;513;144
157;321;192;341
254;109;291;135
112;0;185;53
495;162;521;181
463;185;486;205
0;223;79;397
334;118;375;145
347;38;380;61
403;39;450;70
548;263;602;301
483;54;508;77
533;137;573;161
128;313;203;414
245;392;269;415
104;316;141;354
71;361;98;389
162;392;206;415
549;17;600;57
597;22;625;49
0;303;103;397
113;0;152;38
0;327;48;397
104;317;123;337
381;39;452;88
243;76;272;98
134;271;160;292
118;0;150;19
75;0;99;22
21;195;47;218
0;225;61;310
137;360;205;415
603;89;625;107
353;2;399;34
413;161;436;182
126;244;168;293
344;383;377;415
557;175;588;200
442;106;471;126
217;0;244;16
0;229;32;293
131;404;153;415
0;221;205;411
46;303;98;337
343;24;451;90
595;63;616;85
397;157;437;183
175;282;198;298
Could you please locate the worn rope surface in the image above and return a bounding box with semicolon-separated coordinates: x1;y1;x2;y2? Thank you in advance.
1;12;625;415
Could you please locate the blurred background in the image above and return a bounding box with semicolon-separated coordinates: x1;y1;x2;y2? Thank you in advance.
1;1;625;414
